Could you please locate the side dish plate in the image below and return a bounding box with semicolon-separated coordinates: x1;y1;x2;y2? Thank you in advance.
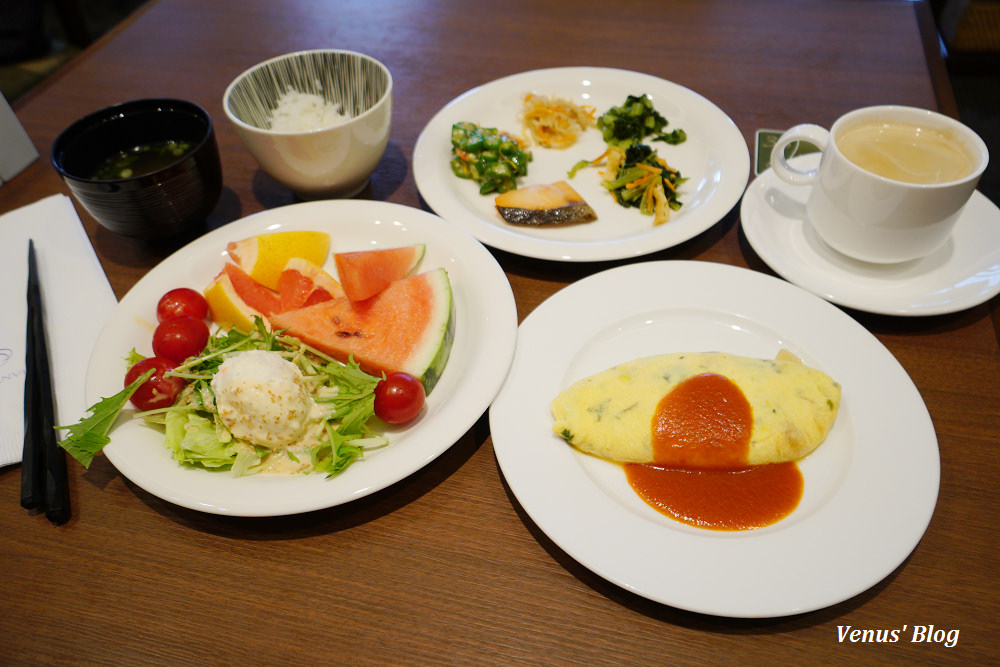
89;201;518;516
414;67;750;261
489;261;939;617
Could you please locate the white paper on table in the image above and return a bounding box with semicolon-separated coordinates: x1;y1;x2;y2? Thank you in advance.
0;194;117;467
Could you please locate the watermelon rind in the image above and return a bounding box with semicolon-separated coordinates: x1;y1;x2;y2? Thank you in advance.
412;267;453;394
268;267;455;394
406;243;427;271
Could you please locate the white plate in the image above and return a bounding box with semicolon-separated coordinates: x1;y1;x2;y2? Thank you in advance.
413;67;750;262
88;201;518;516
742;154;1000;316
489;261;939;617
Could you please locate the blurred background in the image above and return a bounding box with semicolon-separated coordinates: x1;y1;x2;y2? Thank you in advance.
0;0;148;101
1;0;996;202
934;0;999;202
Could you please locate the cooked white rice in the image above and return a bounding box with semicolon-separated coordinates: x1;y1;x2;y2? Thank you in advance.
269;90;349;132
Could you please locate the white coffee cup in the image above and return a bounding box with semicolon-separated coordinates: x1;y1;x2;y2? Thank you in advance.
770;105;989;263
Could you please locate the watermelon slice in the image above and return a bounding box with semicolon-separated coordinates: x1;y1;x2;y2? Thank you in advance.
334;244;426;302
269;268;453;393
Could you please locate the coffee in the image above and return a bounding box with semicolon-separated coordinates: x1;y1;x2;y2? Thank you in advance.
770;106;988;262
837;121;973;185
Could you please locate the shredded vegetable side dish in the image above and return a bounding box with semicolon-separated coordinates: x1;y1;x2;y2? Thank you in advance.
518;93;596;149
569;94;688;225
603;144;686;225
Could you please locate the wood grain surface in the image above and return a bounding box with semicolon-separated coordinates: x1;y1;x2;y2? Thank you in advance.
1;0;997;664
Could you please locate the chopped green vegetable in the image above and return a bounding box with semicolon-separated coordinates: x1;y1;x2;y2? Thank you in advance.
91;139;192;180
567;158;592;179
596;94;685;148
55;368;153;468
450;121;532;194
658;128;687;145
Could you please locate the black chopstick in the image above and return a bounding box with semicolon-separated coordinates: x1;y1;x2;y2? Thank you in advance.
19;242;44;509
20;240;70;524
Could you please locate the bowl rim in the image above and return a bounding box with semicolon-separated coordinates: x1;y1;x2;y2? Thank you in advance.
222;48;393;136
51;97;216;184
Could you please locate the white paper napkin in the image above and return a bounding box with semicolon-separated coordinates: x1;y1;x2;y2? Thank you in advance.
0;194;117;467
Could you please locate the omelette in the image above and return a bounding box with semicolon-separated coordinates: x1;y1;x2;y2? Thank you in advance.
551;352;841;467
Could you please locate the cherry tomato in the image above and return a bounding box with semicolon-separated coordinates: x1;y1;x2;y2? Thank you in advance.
374;372;426;424
156;287;209;322
152;315;210;363
124;356;186;411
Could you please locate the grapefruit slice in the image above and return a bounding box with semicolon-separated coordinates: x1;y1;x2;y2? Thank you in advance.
220;263;282;316
227;231;331;290
270;268;453;393
277;257;345;312
204;263;283;331
334;244;426;302
204;272;268;332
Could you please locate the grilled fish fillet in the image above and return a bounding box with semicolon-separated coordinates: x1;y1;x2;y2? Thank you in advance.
495;181;597;226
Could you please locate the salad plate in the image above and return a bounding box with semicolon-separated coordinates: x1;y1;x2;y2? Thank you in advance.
742;154;1000;316
413;67;750;262
88;200;518;516
489;261;939;617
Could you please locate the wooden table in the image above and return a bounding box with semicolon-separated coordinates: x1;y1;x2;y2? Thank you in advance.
2;0;997;663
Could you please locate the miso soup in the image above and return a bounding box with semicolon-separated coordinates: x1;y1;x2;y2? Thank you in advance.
92;140;193;179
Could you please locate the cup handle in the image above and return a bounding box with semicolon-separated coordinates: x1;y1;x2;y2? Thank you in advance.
770;124;830;186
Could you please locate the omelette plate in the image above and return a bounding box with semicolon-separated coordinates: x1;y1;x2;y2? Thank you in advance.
489;261;939;617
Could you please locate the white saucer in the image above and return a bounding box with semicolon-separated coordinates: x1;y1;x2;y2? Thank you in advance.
741;154;1000;316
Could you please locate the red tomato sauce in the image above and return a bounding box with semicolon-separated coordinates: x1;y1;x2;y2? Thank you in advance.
627;372;804;530
625;461;804;530
651;372;752;469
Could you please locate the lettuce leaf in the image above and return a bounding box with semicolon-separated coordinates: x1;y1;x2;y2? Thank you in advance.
55;369;152;468
164;410;259;471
